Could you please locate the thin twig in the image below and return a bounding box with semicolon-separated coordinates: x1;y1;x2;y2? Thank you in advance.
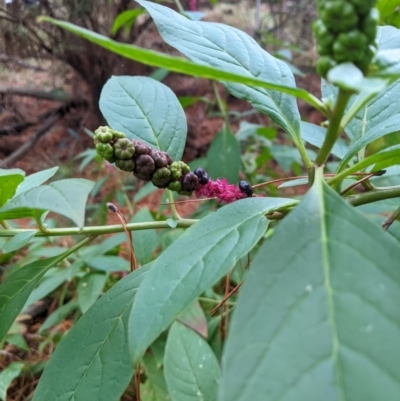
382;207;400;231
107;203;137;271
211;280;243;316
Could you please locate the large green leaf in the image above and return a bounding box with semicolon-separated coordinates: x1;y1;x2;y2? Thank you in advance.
14;166;58;196
78;272;108;313
0;179;94;228
128;197;296;365
219;177;400;401
207;129;241;183
136;0;302;149
100;76;187;161
0;169;25;207
164;321;221;401
32;265;151;401
338;113;400;170
38;18;323;112
131;208;158;266
0;255;65;342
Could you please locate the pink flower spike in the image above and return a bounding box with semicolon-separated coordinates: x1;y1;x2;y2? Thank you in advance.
195;178;247;204
190;0;196;11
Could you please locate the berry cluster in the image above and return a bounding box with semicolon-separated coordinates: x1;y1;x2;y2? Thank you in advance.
313;0;379;78
94;126;254;203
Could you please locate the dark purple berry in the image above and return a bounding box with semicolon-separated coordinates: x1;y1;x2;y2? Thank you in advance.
181;172;199;192
134;154;155;176
193;167;209;185
132;140;151;155
239;180;253;197
150;149;169;168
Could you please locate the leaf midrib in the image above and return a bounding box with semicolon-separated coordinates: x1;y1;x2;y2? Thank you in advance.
318;182;346;401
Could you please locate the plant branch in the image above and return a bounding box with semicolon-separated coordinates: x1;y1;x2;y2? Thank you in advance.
315;89;352;166
0;219;198;238
382;207;400;231
346;186;400;207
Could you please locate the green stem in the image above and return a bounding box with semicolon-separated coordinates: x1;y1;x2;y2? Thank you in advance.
173;0;185;14
167;190;182;220
0;219;198;238
296;138;313;172
0;220;10;229
212;80;229;129
346;186;400;207
315;89;352;166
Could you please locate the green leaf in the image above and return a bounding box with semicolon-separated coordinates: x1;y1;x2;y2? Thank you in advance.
300;122;349;159
14;166;58;196
0;255;64;342
2;230;36;254
38;18;324;114
344;26;400;140
32;265;151;401
6;332;29;352
327;62;364;91
0;239;91;343
373;49;400;78
84;255;130;272
78;272;108;313
38;301;79;334
164;321;220;401
111;9;144;35
330;146;400;185
207;129;241;183
136;0;302;148
0;179;94;228
220;178;400;401
25;267;72;307
338;113;400;170
141;352;170;401
0;169;25;207
128;197;296;365
131;208;158;266
100;76;187;161
178;301;208;338
0;362;24;401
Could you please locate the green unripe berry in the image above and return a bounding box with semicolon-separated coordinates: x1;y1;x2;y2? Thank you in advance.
113;138;135;160
361;8;379;42
115;159;135;172
168;181;182;192
349;0;377;16
333;30;368;62
356;44;377;72
321;1;358;33
313;19;336;56
95;142;114;160
316;56;337;78
94;126;113;143
111;130;126;140
169;161;190;180
151;167;171;187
